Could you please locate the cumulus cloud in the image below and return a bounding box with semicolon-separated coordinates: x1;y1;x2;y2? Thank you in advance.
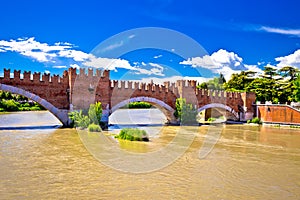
180;49;262;80
275;49;300;69
0;37;89;62
0;37;167;77
83;56;165;76
58;49;89;61
83;55;135;71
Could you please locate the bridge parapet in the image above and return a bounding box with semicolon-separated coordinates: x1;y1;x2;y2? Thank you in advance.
77;68;109;78
1;68;69;85
0;69;70;109
111;80;177;94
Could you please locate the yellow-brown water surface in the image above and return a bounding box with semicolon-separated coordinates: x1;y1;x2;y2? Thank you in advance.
1;111;300;199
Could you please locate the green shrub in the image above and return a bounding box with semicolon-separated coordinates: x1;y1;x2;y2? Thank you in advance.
251;117;261;124
128;102;152;109
68;110;90;128
21;102;31;107
290;125;300;128
88;123;102;132
115;128;149;142
207;117;216;122
88;102;102;124
248;117;262;124
2;100;19;111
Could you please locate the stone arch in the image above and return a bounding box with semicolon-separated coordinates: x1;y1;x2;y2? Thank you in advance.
111;96;177;124
197;103;239;119
0;83;69;126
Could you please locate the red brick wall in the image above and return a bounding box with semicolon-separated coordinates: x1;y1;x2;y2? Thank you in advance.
0;69;69;109
257;105;300;124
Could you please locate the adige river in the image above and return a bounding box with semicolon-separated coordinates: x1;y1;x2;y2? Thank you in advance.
1;110;300;199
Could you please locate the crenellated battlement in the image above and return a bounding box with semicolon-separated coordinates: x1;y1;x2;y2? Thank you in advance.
0;68;69;85
77;67;109;79
110;80;177;94
195;88;242;99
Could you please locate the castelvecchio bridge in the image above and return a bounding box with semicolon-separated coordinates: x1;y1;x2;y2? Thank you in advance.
0;68;256;126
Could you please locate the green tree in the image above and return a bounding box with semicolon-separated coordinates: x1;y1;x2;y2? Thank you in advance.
279;66;299;81
197;73;226;90
174;98;185;119
224;71;256;91
197;82;208;89
174;98;197;124
261;66;278;79
293;75;300;102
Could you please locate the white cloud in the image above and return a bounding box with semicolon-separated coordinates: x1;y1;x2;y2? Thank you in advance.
44;70;50;74
149;63;164;70
0;37;84;62
83;55;135;71
180;49;262;80
53;65;67;69
275;49;300;69
128;34;135;39
100;41;124;52
83;56;165;76
135;62;164;76
260;26;300;37
180;55;215;68
154;54;162;59
244;64;264;76
58;49;89;61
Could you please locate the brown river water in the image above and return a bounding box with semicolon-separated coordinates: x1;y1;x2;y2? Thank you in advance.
1;110;300;199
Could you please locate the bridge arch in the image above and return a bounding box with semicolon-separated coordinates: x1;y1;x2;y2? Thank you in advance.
0;83;70;126
111;96;177;124
197;103;239;119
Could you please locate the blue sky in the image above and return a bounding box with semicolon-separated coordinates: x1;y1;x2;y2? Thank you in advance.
0;0;300;83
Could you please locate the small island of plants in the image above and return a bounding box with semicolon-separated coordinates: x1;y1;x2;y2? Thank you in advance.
115;128;149;142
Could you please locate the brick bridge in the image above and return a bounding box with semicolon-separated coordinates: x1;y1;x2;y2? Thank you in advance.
0;68;256;126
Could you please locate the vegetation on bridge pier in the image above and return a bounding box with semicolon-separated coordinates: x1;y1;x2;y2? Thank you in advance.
68;102;103;132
